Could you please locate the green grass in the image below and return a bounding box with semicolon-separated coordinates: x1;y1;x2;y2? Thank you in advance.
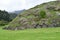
0;27;60;40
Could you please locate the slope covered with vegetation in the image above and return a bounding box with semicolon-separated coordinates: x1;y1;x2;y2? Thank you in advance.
4;1;60;30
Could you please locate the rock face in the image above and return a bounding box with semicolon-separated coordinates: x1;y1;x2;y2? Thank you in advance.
3;1;60;30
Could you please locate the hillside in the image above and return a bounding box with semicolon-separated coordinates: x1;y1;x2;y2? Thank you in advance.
3;1;60;30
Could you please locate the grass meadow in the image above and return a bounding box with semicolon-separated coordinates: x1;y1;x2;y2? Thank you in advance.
0;26;60;40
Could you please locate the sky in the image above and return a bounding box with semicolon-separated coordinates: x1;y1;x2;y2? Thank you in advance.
0;0;55;12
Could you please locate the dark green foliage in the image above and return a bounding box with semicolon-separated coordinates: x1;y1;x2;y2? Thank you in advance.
0;10;10;21
39;11;46;18
0;10;17;26
0;10;10;26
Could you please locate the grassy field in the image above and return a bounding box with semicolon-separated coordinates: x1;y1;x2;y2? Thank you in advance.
0;26;60;40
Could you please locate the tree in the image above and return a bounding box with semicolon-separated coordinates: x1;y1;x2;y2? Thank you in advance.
0;10;10;21
0;10;17;26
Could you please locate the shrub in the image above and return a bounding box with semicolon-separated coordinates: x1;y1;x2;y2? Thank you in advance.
39;10;46;18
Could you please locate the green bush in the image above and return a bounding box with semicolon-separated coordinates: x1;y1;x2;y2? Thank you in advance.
39;11;46;18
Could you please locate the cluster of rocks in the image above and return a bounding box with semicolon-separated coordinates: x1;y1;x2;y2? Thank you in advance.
3;19;60;30
46;6;60;11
